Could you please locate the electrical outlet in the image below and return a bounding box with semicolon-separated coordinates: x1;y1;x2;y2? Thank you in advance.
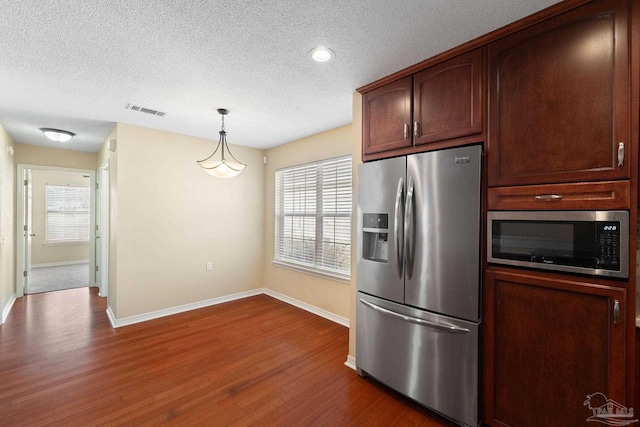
206;261;212;271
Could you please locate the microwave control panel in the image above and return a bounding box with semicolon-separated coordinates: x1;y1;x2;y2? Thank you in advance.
596;222;620;270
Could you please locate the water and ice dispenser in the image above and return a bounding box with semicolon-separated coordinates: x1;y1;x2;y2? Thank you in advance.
362;213;389;263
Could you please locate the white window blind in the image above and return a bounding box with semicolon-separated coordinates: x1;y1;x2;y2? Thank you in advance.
275;155;352;279
45;185;90;244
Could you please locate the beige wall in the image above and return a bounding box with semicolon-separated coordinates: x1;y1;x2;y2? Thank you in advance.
30;170;90;265
349;93;362;358
13;144;99;170
110;124;265;319
0;125;16;322
263;125;353;320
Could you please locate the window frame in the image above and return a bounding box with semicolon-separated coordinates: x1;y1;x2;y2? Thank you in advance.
274;155;352;282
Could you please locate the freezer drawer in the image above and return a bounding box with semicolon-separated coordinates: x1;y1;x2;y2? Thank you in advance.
356;292;479;427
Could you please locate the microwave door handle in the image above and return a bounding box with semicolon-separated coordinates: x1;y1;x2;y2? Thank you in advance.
404;176;415;280
394;177;404;279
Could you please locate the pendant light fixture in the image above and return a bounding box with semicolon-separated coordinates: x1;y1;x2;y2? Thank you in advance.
197;108;246;178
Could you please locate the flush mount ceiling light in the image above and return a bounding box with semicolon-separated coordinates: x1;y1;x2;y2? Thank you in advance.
197;109;247;179
308;46;335;63
41;128;75;142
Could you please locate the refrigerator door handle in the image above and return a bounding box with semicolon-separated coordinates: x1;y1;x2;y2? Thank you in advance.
359;298;470;334
394;177;404;279
404;176;415;280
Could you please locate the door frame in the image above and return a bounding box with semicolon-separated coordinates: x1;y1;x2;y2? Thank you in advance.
15;164;96;298
97;160;109;297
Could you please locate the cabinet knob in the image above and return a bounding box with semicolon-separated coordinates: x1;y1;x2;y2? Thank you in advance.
613;300;620;325
403;123;409;140
413;121;420;137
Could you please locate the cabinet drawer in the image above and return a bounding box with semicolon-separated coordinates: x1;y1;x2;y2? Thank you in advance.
487;181;630;210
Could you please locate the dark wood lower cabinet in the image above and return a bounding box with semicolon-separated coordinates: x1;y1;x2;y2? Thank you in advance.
637;328;640;416
484;269;626;427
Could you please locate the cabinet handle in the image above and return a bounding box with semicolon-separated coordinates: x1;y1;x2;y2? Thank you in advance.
403;124;409;139
617;142;624;167
613;300;620;325
413;121;420;137
534;194;563;201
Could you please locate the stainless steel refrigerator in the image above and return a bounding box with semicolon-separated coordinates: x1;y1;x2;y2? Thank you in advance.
356;144;481;427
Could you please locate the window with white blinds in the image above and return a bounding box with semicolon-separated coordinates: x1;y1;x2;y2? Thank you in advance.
275;155;352;279
45;185;90;244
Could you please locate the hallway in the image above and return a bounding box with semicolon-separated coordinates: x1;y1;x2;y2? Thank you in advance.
27;263;90;294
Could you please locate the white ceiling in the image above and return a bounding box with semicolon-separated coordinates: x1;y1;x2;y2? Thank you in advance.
0;0;561;152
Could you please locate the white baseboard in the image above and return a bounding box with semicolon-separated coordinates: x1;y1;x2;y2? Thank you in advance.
2;293;17;324
344;355;356;371
107;288;264;328
106;287;351;330
32;260;89;268
106;304;117;328
263;288;350;328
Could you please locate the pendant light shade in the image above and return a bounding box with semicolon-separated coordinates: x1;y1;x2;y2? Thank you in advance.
197;109;246;178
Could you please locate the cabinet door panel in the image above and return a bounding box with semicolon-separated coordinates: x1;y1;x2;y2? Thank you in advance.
484;270;626;427
413;48;483;145
362;76;412;155
488;0;630;186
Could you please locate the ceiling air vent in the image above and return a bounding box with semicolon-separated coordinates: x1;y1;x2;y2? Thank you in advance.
126;104;166;117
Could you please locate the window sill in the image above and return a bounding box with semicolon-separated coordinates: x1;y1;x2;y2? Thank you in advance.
272;260;350;284
44;241;90;246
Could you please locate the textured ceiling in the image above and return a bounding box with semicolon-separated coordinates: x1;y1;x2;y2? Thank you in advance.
0;0;561;152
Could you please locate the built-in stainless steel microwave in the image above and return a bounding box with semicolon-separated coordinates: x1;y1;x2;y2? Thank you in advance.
487;210;629;279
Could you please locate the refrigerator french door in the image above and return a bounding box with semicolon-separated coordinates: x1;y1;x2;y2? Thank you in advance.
356;144;482;427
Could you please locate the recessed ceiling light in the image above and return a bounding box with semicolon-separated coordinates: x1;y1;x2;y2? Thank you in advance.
308;46;335;63
40;128;75;142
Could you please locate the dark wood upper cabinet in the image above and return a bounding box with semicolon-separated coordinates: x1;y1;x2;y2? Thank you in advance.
484;269;626;427
413;48;483;146
362;76;413;156
362;48;484;160
488;0;630;187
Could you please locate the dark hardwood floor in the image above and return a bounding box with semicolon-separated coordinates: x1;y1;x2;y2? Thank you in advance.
0;287;455;426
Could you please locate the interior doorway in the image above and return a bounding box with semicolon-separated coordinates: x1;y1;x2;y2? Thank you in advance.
16;165;97;297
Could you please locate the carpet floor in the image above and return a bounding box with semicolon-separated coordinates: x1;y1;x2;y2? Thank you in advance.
27;263;90;294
